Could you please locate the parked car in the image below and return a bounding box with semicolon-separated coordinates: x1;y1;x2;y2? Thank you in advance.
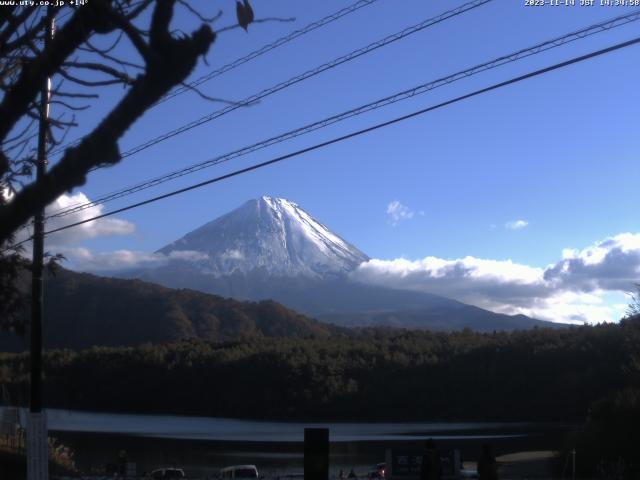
367;463;385;479
147;467;186;478
220;464;259;480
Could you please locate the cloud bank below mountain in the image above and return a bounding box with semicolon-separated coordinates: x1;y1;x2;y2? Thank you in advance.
351;233;640;324
40;194;637;325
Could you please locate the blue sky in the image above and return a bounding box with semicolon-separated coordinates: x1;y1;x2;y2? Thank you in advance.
33;0;640;323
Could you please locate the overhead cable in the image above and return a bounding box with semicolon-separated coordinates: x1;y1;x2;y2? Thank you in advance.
49;8;640;219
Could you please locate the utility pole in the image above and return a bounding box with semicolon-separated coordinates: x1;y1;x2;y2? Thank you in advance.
28;7;54;480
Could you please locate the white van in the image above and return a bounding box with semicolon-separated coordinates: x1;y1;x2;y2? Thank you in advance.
220;465;259;480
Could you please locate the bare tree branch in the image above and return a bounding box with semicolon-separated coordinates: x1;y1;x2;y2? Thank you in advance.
49;100;91;111
2;118;37;146
80;37;145;71
0;1;118;151
0;1;216;242
79;31;125;55
106;9;153;63
51;90;100;99
58;68;127;87
0;15;47;56
0;8;40;47
178;1;223;24
62;61;135;84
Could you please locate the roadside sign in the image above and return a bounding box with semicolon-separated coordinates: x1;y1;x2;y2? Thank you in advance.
387;450;423;477
385;449;461;480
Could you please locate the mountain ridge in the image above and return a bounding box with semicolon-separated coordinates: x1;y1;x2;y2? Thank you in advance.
0;268;340;352
122;196;560;331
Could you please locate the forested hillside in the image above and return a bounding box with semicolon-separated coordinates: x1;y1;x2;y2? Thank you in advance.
1;318;638;422
0;269;337;351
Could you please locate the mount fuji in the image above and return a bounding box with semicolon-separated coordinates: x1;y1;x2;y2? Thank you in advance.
157;196;368;278
126;196;555;331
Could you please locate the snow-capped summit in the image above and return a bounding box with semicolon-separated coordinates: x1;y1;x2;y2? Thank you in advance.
157;196;369;278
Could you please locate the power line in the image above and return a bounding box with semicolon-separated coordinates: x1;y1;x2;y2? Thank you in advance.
47;0;383;157
48;8;640;220
46;0;493;175
115;0;492;158
1;0;148;154
44;0;493;220
27;35;640;245
159;0;382;105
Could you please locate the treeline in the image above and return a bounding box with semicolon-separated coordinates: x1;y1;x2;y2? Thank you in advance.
1;318;639;422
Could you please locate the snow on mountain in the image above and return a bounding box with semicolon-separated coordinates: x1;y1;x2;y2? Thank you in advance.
157;196;369;278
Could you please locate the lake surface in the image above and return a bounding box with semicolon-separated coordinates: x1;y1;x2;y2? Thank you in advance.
2;408;571;477
38;408;533;442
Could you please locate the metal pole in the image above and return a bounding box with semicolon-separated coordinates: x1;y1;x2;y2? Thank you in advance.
28;7;53;480
30;0;53;418
571;449;576;480
304;428;329;480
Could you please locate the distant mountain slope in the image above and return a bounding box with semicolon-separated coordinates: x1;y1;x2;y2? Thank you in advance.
122;196;557;331
0;269;338;352
132;269;557;332
318;303;552;332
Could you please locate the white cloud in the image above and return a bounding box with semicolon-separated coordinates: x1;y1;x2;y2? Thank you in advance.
505;219;529;230
544;233;640;291
47;193;135;245
351;232;640;324
60;247;212;272
59;247;167;271
14;192;135;247
352;256;550;315
386;200;414;225
168;250;210;262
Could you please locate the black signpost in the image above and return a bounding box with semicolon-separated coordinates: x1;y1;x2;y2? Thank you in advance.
304;428;329;480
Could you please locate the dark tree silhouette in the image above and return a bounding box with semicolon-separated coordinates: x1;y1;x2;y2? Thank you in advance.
0;0;258;330
0;0;225;242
